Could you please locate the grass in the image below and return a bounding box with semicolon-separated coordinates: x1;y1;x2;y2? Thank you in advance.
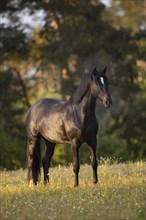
0;161;146;220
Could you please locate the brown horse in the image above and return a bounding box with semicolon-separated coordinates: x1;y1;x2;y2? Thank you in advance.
26;67;112;187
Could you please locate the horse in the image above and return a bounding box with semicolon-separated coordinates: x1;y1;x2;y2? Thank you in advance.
26;66;112;187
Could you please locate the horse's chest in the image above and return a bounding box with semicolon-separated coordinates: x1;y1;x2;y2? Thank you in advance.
81;119;98;139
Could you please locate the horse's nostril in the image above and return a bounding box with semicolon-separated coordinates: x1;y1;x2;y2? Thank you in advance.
106;100;110;106
104;98;110;108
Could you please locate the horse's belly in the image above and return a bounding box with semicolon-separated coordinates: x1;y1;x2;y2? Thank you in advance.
39;120;70;144
39;118;81;144
44;130;70;144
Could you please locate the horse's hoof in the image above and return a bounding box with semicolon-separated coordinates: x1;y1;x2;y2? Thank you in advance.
93;179;98;184
44;181;49;186
74;182;79;187
29;180;34;188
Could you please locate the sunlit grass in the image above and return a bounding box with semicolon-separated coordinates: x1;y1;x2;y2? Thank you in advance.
0;161;146;220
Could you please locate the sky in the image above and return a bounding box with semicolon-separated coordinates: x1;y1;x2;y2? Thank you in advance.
100;0;111;7
1;0;111;31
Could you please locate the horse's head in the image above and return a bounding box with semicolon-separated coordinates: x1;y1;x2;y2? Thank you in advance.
90;67;112;108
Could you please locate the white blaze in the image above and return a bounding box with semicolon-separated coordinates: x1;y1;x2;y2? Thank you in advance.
100;77;105;86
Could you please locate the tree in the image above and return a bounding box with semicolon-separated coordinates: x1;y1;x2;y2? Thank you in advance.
0;0;145;169
96;0;146;161
0;71;27;169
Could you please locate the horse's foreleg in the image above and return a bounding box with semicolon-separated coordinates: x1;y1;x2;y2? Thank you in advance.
88;139;98;184
42;140;55;185
71;140;80;187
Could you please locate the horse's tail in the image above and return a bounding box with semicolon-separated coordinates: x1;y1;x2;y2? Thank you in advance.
32;139;41;184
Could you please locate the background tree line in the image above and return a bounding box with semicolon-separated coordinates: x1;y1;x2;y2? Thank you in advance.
0;0;146;169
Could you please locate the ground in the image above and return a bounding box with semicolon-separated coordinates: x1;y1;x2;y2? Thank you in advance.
0;161;146;220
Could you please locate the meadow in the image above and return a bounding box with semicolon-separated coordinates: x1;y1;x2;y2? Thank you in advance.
0;161;146;220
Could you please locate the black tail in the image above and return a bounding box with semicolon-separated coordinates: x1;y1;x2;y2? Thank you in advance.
32;139;41;184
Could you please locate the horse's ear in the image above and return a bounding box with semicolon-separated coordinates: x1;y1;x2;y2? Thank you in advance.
102;66;107;75
92;68;98;76
91;68;98;80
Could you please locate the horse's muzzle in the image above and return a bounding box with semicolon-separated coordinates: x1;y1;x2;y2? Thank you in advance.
103;97;112;108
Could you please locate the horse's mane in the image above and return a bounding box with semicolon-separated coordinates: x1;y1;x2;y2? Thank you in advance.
68;74;91;104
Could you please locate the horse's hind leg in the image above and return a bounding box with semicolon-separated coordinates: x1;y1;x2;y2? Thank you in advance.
42;140;55;185
27;135;41;186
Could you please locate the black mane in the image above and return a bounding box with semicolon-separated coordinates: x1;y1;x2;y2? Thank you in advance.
68;74;91;104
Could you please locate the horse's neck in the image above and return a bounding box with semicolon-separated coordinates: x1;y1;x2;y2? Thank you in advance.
68;75;90;104
69;90;96;129
67;74;96;116
70;89;96;121
80;91;96;116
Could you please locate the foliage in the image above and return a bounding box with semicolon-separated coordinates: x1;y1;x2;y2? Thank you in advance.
0;0;146;169
0;71;26;169
0;162;145;220
0;122;25;169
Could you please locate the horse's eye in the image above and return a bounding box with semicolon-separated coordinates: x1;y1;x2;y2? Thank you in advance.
96;79;101;85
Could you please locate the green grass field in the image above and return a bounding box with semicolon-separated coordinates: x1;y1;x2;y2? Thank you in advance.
0;162;146;220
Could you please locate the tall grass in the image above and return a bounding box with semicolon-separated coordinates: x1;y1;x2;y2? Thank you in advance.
0;161;146;220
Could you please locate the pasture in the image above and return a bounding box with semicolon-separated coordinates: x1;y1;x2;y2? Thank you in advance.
0;161;145;220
